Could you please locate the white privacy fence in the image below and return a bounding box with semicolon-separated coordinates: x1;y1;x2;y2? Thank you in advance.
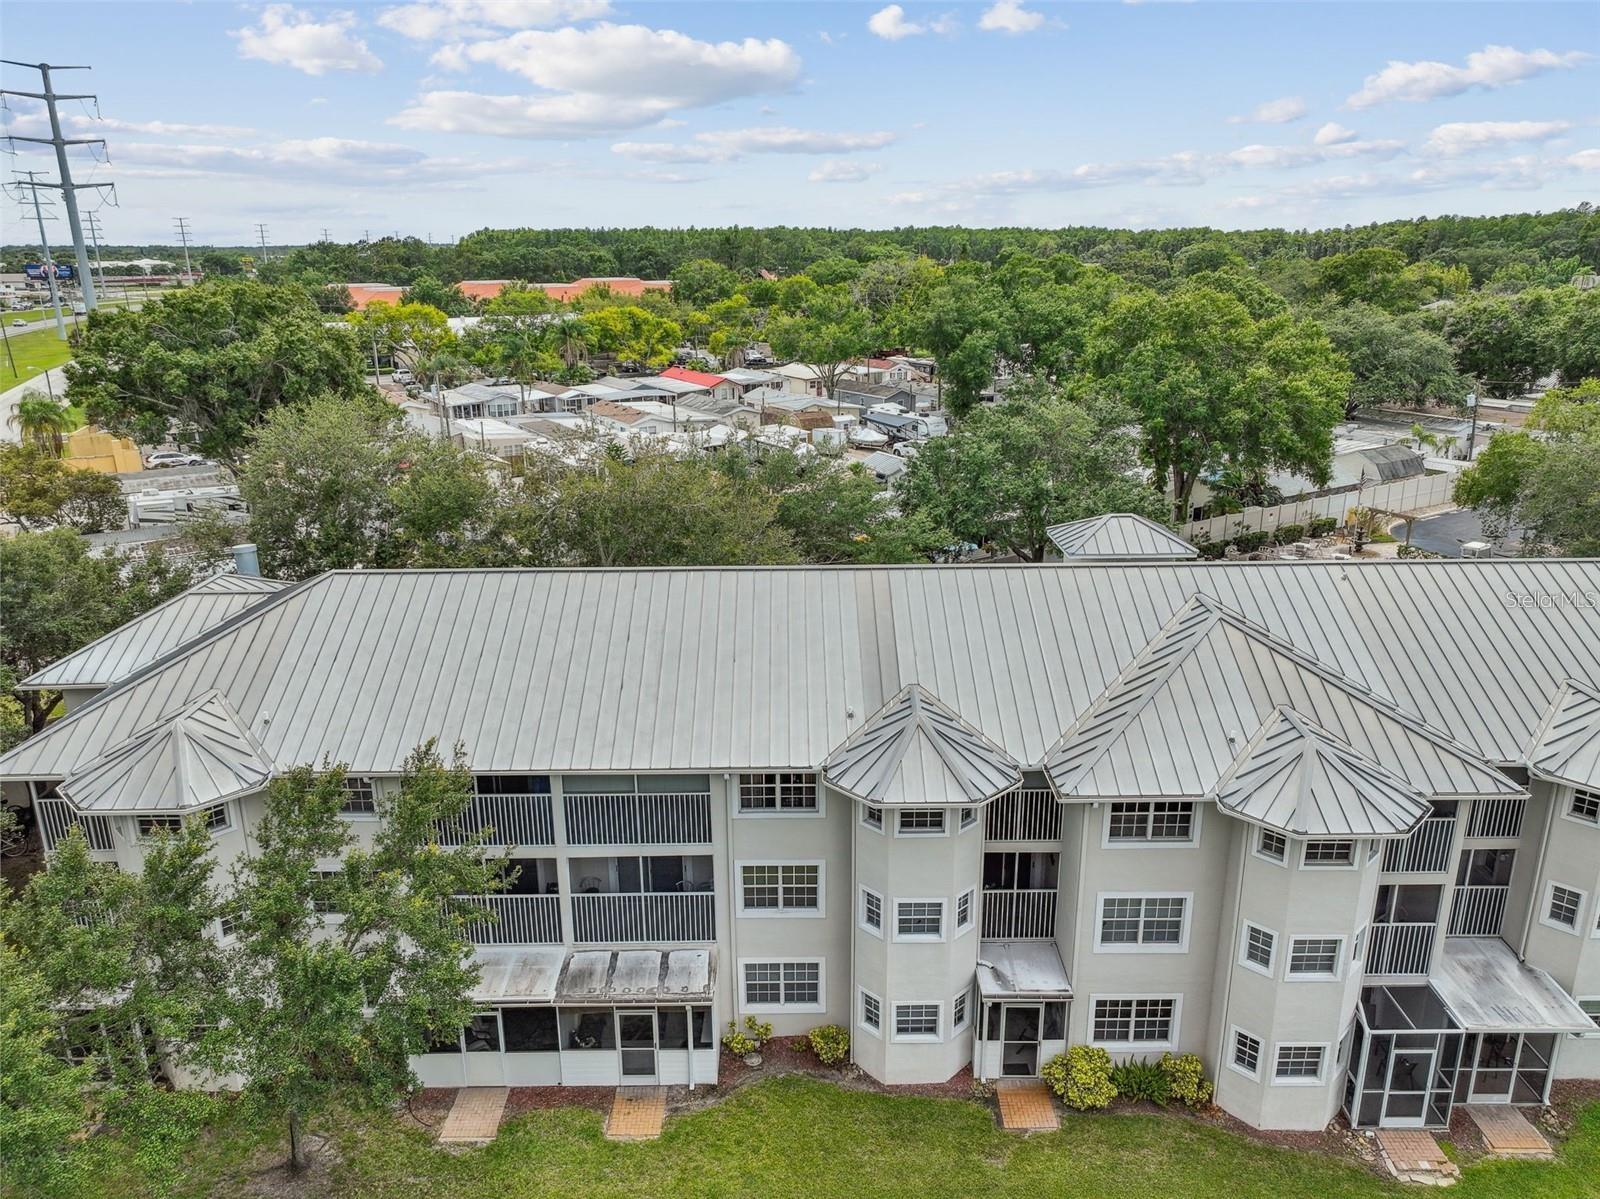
1182;473;1456;546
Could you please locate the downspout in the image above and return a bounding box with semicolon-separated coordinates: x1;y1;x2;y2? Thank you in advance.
1213;825;1248;1084
1515;784;1556;961
849;789;858;1071
724;773;741;1037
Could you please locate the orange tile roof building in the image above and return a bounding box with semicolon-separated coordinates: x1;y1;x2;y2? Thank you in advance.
343;277;672;311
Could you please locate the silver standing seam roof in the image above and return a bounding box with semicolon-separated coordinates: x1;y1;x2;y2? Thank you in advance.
1045;513;1199;561
1526;679;1600;790
3;562;1599;792
1431;938;1595;1033
19;573;288;692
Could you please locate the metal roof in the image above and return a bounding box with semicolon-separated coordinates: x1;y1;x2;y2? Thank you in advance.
1045;513;1199;561
4;561;1599;784
1431;938;1595;1033
976;941;1072;1000
1211;707;1432;838
1527;679;1600;790
19;573;287;691
822;684;1023;806
58;690;273;813
1045;595;1524;802
553;949;714;1004
469;947;565;1003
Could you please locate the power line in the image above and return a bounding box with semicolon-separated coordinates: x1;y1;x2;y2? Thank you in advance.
0;59;112;311
172;216;194;282
10;168;68;340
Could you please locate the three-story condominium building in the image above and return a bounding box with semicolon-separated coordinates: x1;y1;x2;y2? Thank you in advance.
4;548;1598;1131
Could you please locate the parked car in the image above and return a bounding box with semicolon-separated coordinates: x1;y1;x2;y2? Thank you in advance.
9;318;25;327
392;369;414;385
145;451;205;469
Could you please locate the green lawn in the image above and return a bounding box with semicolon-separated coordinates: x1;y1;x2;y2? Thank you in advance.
43;1076;1600;1199
0;321;73;392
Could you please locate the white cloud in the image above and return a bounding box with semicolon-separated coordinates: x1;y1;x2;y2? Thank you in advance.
1313;122;1357;146
70;116;257;138
868;5;922;40
111;136;533;188
1227;96;1306;125
231;5;382;76
613;127;896;163
1347;44;1589;109
1423;120;1572;157
1569;149;1600;171
809;160;883;183
978;1;1045;33
399;23;802;137
1226;137;1403;168
378;0;611;41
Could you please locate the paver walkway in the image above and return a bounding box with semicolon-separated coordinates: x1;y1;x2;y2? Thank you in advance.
1374;1128;1459;1184
1464;1105;1552;1156
438;1086;508;1144
996;1079;1059;1131
606;1086;666;1140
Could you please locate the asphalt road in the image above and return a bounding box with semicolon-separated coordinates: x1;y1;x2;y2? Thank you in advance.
1404;509;1522;557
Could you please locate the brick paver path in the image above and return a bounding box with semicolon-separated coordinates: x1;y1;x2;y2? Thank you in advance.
996;1079;1059;1131
1375;1128;1449;1168
438;1087;508;1143
607;1086;666;1140
1465;1105;1552;1155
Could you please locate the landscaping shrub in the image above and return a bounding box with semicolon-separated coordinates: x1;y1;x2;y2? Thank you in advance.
722;1015;774;1056
1158;1052;1214;1108
1041;1045;1117;1111
1197;540;1228;560
1309;516;1337;537
807;1024;850;1067
1110;1058;1171;1105
1229;531;1270;554
1397;544;1444;560
1273;523;1305;545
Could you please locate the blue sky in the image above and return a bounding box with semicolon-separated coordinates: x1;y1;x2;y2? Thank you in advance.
3;2;1596;247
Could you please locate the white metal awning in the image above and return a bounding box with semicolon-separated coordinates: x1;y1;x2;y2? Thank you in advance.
554;948;715;1005
975;941;1073;1001
1432;938;1594;1033
469;947;566;1004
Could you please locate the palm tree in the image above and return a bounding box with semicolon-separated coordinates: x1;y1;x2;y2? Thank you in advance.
555;313;589;368
9;393;72;456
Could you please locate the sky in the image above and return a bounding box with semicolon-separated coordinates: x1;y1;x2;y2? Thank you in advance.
2;1;1597;248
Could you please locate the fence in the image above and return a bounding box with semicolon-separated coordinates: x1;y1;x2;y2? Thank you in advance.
1382;816;1456;874
457;894;562;945
984;790;1062;842
563;792;712;846
570;891;716;943
435;793;555;848
981;888;1057;940
1182;474;1456;546
36;799;115;853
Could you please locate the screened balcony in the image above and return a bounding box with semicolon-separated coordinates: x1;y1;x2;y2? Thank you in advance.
568;854;715;943
981;851;1058;940
562;775;712;846
1381;803;1456;874
35;797;115;854
1449;848;1514;936
983;785;1061;843
435;776;555;848
458;858;562;945
1366;884;1441;976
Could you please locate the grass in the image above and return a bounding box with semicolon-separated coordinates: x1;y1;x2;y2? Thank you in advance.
39;1076;1600;1199
0;321;73;392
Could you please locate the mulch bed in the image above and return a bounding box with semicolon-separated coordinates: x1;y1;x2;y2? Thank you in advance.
708;1036;975;1103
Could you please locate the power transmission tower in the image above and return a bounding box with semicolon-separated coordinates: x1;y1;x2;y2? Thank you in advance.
173;216;194;282
255;222;270;262
320;227;330;242
83;208;109;297
1;59;111;310
11;169;68;339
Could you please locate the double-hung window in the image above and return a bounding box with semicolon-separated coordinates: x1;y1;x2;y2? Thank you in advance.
952;989;969;1031
1096;894;1189;951
201;804;231;834
741;960;822;1010
1090;997;1177;1047
1241;924;1276;974
893;1003;940;1041
896;899;945;941
1544;883;1584;932
860;886;884;936
1256;828;1287;862
860;989;882;1035
1568;789;1600;826
739;863;822;915
738;773;818;814
1231;1029;1262;1078
897;808;945;836
1107;801;1196;845
861;804;883;831
955;888;974;934
1273;1044;1325;1084
1287;937;1343;979
339;777;378;816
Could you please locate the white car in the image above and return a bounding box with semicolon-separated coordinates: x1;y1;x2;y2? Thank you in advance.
9;319;25;327
145;451;205;469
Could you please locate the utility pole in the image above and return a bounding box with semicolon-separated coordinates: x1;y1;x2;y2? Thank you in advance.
255;222;270;263
12;170;68;340
83;208;109;300
1;59;107;310
320;227;330;243
172;216;194;282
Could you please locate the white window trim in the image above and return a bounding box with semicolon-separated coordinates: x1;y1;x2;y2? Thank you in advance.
1101;801;1202;850
891;999;943;1043
858;987;883;1039
201;803;233;835
1227;1025;1263;1080
1299;839;1358;870
954;887;976;938
1560;787;1600;830
1285;934;1347;982
859;885;884;939
1576;996;1600;1038
1087;993;1182;1051
860;803;884;834
893;897;948;943
1238;921;1278;978
1093;891;1193;954
339;777;380;819
737;957;825;1014
959;805;978;832
1253;828;1289;868
735;859;827;919
952;987;970;1032
894;808;949;838
1270;1041;1331;1087
1540;880;1587;937
134;814;185;841
733;772;824;819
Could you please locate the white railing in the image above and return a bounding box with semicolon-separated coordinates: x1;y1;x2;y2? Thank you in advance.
456;894;562;945
1382;817;1456;873
435;794;554;847
1449;885;1509;936
1466;798;1525;840
1366;923;1435;975
1181;473;1455;545
981;888;1057;940
570;891;715;943
36;799;115;853
985;790;1061;842
563;792;712;846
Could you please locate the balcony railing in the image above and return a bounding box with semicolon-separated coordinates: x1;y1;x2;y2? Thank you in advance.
1466;798;1525;840
570;891;715;944
563;792;711;846
36;799;115;853
456;894;562;945
981;888;1057;940
1382;817;1456;873
1366;922;1435;975
434;793;554;848
1449;885;1509;936
984;789;1061;842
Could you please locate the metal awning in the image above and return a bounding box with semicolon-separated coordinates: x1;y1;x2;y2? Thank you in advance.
554;948;715;1005
1432;938;1594;1034
469;947;566;1004
975;941;1072;1001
